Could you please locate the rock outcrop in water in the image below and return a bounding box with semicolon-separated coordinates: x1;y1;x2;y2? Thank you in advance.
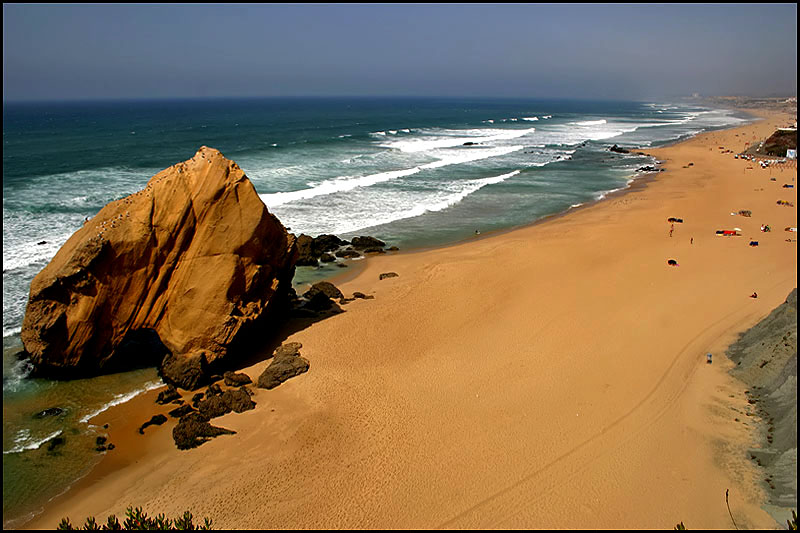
294;233;396;266
608;144;630;154
21;147;298;389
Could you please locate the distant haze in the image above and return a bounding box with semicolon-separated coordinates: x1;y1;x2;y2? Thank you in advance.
3;3;797;102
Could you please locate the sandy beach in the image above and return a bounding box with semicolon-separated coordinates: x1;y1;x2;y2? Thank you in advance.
22;108;796;530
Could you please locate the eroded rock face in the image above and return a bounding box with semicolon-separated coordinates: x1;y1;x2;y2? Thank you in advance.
21;147;297;388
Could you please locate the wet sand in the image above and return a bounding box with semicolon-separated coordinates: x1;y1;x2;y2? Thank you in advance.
22;108;796;530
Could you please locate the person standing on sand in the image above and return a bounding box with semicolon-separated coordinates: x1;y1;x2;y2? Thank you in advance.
691;237;693;244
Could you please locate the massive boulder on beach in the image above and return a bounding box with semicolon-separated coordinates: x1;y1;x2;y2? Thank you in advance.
20;146;298;389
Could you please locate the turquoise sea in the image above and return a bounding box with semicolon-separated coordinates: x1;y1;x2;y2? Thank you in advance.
2;97;752;527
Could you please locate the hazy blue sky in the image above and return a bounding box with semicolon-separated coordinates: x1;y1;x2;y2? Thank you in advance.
3;3;797;102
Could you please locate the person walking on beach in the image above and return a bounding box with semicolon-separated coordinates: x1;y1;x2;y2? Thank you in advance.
669;223;674;238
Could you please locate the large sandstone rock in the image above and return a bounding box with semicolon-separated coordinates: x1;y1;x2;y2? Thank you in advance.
21;147;297;389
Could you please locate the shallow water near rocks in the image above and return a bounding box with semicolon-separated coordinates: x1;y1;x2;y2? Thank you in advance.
2;339;161;528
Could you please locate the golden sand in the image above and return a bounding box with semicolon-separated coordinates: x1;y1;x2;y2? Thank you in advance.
23;109;796;530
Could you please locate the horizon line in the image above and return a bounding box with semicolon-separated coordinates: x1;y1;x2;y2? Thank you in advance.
2;94;705;106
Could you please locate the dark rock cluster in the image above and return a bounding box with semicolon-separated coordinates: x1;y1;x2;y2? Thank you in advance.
257;342;310;390
95;435;116;452
138;414;168;434
33;407;64;419
137;279;374;451
295;233;398;267
165;381;257;449
223;371;252;387
165;340;316;449
609;144;630;154
168;404;194;419
289;280;375;317
46;435;66;453
172;412;237;451
156;385;181;405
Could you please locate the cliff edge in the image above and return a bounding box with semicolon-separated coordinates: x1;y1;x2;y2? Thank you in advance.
727;288;797;523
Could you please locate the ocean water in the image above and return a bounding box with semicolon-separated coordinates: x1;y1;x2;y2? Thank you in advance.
2;97;751;526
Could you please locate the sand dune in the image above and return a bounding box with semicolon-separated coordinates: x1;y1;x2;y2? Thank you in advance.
24;109;796;530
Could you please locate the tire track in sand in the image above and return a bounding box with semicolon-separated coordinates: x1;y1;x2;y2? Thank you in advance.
435;298;774;529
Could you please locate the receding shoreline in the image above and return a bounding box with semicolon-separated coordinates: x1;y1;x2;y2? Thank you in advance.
320;106;764;268
16;105;798;530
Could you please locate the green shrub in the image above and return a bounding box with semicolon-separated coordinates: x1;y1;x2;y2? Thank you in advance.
57;506;212;530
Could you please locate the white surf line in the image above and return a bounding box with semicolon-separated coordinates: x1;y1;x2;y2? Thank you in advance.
260;145;524;208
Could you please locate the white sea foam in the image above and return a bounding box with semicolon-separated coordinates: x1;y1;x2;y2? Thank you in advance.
573;119;608;126
594;185;630;201
379;127;535;153
3;430;63;455
538;125;628;146
3;325;22;338
522;117;539;121
287;170;522;235
386;170;521;221
260;145;523;207
2;356;33;393
2;234;73;273
78;380;163;424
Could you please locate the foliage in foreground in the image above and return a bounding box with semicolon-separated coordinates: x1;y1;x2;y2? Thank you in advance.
57;506;212;530
55;501;798;530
